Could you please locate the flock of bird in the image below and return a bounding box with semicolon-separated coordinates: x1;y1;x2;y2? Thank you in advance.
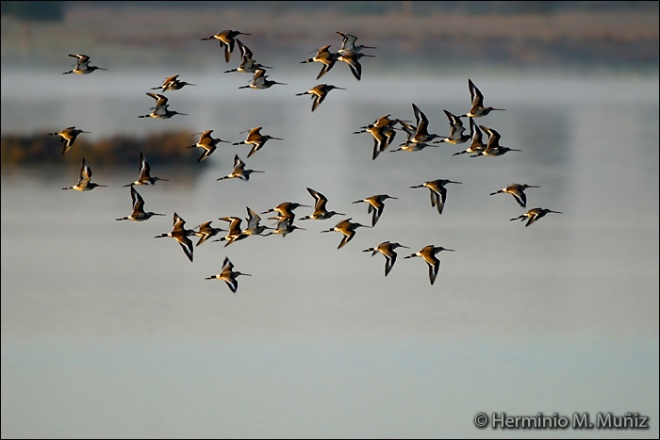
51;30;562;292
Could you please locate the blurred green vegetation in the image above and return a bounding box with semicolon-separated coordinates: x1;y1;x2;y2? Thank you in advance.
1;131;196;166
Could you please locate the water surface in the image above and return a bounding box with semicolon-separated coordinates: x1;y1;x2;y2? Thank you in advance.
2;71;658;438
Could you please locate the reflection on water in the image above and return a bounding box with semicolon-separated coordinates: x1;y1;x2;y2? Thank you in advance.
2;73;659;438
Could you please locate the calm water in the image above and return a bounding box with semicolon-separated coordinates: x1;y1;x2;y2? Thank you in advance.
2;70;659;438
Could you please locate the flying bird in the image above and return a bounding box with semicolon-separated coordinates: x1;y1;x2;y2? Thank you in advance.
490;183;540;208
301;45;338;80
460;79;506;118
138;93;187;119
410;179;462;215
352;194;397;226
295;84;346;112
187;130;230;162
154;212;196;262
216;154;264;182
321;218;371;249
510;208;563;227
151;74;196;92
404;245;455;285
300;187;345;221
201;30;251;62
62;53;107;75
123;153;169;186
116;185;165;222
48;126;90;155
232;126;283;158
205;257;251;293
363;241;409;276
62;158;106;191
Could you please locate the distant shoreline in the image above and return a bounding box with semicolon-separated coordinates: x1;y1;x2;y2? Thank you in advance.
2;4;657;166
1;5;658;70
